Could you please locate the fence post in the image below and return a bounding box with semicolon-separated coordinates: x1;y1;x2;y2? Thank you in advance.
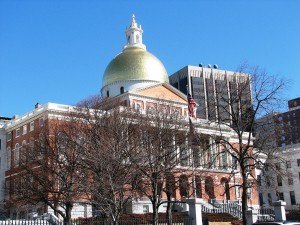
246;209;258;225
273;201;286;222
186;198;204;225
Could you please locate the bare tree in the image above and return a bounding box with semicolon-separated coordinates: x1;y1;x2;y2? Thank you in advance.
14;119;89;225
194;64;288;225
73;100;139;225
125;104;189;225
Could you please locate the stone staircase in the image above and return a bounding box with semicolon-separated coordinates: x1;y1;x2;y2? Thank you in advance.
202;200;243;220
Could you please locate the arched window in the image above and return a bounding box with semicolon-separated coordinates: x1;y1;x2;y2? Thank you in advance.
6;147;11;170
14;143;20;167
106;90;109;97
221;177;230;200
127;35;130;44
166;173;176;199
180;146;189;166
57;132;68;162
196;176;202;198
205;176;215;199
136;34;140;43
120;86;124;94
21;140;27;162
28;137;34;162
179;175;189;198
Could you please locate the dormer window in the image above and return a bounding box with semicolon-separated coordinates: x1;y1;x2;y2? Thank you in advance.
120;86;124;94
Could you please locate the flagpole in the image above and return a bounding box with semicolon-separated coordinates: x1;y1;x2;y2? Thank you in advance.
187;86;197;198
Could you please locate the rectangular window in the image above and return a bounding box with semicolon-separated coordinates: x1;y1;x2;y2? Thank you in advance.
286;161;291;168
39;117;44;126
277;175;282;186
30;121;34;131
15;129;20;138
290;191;296;205
278;192;284;201
288;177;294;185
7;132;11;141
142;205;149;213
268;193;272;206
297;159;300;167
22;125;27;135
259;193;264;206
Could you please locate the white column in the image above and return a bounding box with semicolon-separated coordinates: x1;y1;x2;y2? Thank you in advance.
273;200;286;222
186;198;204;225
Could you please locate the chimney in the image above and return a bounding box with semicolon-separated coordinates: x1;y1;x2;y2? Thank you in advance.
35;103;42;109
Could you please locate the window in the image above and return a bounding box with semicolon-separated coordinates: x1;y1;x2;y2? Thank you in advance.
286;161;291;168
288;177;294;185
106;90;109;97
299;172;300;181
120;86;124;94
142;205;149;213
278;192;284;201
136;103;141;111
16;129;20;138
21;141;26;162
259;193;264;206
136;34;140;43
277;175;282;186
275;163;281;170
30;121;34;131
22;125;27;135
298;159;300;167
267;193;272;205
148;106;155;113
14;143;20;167
236;182;241;198
39;117;44;126
6;147;11;169
290;191;296;205
7;132;12;141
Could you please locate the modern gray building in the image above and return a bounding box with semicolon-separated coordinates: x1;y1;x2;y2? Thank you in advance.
169;65;252;129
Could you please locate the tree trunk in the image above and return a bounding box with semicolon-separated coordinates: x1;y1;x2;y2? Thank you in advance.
241;173;249;225
166;193;172;225
65;202;73;225
152;198;158;225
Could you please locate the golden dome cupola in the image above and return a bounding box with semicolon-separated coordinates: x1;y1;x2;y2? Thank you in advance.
123;15;146;50
101;15;169;98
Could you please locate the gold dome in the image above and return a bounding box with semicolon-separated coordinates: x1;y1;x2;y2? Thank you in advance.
102;47;169;87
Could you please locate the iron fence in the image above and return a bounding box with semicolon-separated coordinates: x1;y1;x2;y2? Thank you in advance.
0;215;193;225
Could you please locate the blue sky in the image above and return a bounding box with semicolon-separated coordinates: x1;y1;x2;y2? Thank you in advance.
1;1;300;117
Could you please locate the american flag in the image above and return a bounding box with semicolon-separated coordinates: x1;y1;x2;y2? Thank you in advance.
187;93;196;118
